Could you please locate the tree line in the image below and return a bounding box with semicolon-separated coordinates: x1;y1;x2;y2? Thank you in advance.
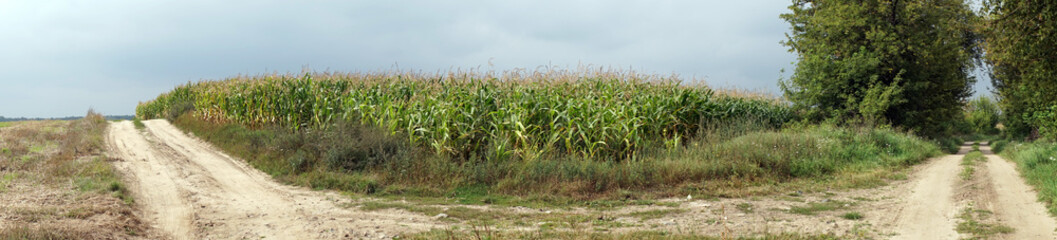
781;0;1055;140
0;115;134;122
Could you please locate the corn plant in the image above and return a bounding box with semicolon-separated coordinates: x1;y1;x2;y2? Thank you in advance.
138;69;792;161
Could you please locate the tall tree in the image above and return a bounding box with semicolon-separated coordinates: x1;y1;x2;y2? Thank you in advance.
781;0;980;137
965;96;1001;135
983;0;1057;139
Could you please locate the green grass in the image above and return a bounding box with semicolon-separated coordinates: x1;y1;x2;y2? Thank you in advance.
622;209;688;220
840;212;863;220
937;136;964;154
1001;141;1057;215
0;122;14;128
736;203;755;213
991;139;1009;154
955;206;1014;239
788;200;853;215
961;151;986;180
132;118;145;130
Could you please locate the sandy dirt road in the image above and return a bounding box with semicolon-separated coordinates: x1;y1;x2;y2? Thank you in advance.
982;144;1057;239
890;147;964;239
888;143;1056;239
106;120;440;240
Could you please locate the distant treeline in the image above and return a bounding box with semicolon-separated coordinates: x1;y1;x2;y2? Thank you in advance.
0;115;134;122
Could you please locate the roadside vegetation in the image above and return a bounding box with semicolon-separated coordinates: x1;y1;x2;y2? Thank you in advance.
1001;142;1057;215
0;111;148;239
978;0;1057;220
137;69;940;205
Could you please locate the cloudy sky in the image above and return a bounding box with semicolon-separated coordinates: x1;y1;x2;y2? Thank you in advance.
0;1;992;118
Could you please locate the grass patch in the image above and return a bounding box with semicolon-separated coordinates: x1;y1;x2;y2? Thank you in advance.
991;139;1008;154
622;209;688;220
788;200;853;215
736;202;755;213
132;118;145;130
960;151;986;180
937;136;964;154
841;212;863;220
955;205;1014;239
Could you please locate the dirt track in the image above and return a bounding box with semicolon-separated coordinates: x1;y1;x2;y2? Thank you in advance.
889;143;1056;239
106;120;440;239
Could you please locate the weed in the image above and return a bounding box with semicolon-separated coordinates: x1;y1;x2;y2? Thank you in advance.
788;200;852;215
961;151;986;180
956;205;1014;238
841;212;863;220
623;209;688;220
991;140;1008;154
132;118;145;130
736;203;755;213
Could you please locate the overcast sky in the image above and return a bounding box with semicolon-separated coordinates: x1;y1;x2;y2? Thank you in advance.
0;1;992;118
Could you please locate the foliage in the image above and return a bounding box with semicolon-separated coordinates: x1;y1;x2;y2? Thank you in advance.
139;69;792;161
175;111;940;199
983;0;1057;139
780;0;980;137
965;96;1001;135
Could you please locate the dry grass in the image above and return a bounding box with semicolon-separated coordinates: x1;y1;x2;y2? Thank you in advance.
0;111;150;239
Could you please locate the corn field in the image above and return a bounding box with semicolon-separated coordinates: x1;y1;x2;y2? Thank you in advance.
137;69;792;160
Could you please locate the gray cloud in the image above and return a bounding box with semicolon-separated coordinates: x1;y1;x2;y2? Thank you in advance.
0;0;990;118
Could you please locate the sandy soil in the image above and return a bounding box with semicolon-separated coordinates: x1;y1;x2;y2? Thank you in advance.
982;145;1057;239
106;120;443;240
889;147;964;239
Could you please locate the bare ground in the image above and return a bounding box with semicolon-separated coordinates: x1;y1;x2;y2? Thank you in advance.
106;120;444;240
105;120;1057;239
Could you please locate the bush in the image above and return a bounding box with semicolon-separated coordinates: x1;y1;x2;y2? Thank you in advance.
991;140;1008;154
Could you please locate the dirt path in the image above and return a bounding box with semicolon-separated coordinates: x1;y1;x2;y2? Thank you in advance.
106;120;441;239
983;145;1057;239
887;143;1057;239
890;147;964;239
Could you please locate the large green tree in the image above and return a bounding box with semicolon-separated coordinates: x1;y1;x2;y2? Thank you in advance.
965;96;1001;135
781;0;980;137
983;0;1057;139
